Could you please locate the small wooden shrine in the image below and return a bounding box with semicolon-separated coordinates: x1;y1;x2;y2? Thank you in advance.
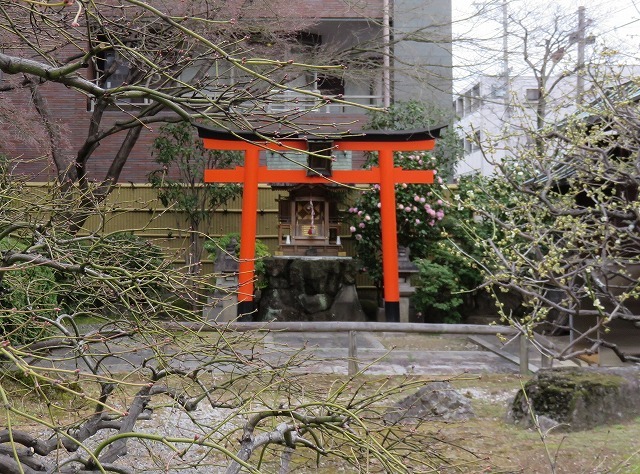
275;185;344;256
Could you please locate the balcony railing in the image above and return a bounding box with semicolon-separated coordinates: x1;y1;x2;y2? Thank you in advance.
268;91;383;114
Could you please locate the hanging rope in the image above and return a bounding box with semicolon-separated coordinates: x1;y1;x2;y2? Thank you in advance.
308;198;315;235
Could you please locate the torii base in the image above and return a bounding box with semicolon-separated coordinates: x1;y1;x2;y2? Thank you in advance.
385;302;400;323
237;301;255;321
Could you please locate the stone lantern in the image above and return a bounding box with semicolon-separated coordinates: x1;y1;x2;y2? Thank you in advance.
206;238;240;321
397;246;419;323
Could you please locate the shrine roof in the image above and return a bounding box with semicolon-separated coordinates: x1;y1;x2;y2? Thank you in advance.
195;125;444;142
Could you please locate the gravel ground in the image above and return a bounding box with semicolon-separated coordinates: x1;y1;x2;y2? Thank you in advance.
25;333;520;472
43;387;518;473
37;404;241;473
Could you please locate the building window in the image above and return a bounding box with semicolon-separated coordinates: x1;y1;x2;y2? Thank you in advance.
490;83;506;99
456;97;464;116
469;83;481;112
459;83;481;116
464;139;472;155
472;130;481;152
526;88;541;101
307;140;333;176
292;31;322;53
463;131;481;155
316;75;344;96
91;35;153;107
97;49;132;89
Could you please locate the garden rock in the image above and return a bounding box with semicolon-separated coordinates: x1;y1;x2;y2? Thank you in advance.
383;381;474;424
508;367;640;431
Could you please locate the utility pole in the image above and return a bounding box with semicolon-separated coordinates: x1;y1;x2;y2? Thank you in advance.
502;0;510;122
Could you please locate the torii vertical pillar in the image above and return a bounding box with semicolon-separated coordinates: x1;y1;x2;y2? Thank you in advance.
378;147;401;320
197;127;439;321
237;147;260;316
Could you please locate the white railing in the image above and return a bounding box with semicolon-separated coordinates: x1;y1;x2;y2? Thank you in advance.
268;92;384;114
165;321;554;376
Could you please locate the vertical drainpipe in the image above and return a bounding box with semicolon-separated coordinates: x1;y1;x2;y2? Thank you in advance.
576;6;586;105
383;0;391;108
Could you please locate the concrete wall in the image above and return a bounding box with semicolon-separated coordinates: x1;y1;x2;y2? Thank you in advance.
393;0;453;112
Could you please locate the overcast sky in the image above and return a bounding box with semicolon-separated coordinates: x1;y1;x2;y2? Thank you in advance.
451;0;640;90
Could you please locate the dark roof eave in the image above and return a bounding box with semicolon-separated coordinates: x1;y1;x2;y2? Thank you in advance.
195;125;444;142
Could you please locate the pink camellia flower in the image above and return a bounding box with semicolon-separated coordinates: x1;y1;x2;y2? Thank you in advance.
377;202;382;208
349;226;356;233
414;195;420;202
359;222;366;228
418;159;423;165
437;177;443;184
355;234;363;241
373;184;380;190
419;197;426;203
415;218;421;224
436;210;445;220
357;210;363;216
428;209;436;217
402;183;408;188
364;214;371;221
412;206;417;212
433;169;437;175
429;220;435;226
424;204;431;210
404;207;412;212
398;204;404;210
437;199;443;205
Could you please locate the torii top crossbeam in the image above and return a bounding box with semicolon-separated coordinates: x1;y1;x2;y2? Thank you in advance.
196;125;441;322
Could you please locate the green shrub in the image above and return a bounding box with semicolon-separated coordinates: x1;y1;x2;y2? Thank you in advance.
413;259;464;324
0;264;58;345
56;232;165;314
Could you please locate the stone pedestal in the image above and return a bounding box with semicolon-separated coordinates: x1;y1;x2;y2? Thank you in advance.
204;274;238;322
397;245;418;323
399;280;416;323
203;239;239;321
257;256;366;321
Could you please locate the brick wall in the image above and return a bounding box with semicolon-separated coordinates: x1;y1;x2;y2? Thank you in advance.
1;0;448;184
5;83;373;183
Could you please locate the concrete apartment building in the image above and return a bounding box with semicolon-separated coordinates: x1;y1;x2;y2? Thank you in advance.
454;74;579;177
453;64;640;177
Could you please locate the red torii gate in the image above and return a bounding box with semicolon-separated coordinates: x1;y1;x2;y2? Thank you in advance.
196;126;440;322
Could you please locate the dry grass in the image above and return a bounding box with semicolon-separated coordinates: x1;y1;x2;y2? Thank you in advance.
442;374;640;473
